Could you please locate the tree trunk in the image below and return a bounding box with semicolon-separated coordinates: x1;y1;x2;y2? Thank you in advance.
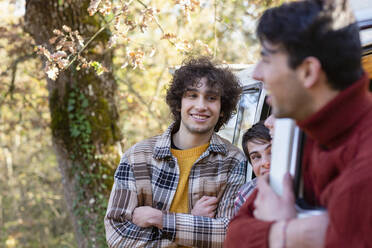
25;1;121;247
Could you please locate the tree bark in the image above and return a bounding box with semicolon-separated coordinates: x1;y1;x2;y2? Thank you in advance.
25;1;121;247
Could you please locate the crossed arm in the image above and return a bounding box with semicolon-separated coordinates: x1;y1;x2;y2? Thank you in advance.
105;158;246;247
132;195;219;229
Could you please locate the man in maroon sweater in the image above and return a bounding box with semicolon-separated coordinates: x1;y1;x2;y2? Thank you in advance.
225;0;372;247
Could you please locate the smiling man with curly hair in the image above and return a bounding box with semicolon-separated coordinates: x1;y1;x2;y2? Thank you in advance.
105;57;246;248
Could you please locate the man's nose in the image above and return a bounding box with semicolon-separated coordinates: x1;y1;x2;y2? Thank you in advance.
264;114;275;137
195;97;207;110
262;156;271;168
252;62;263;82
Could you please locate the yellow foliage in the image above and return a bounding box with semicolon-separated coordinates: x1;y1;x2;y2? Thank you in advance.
5;236;17;248
127;95;133;103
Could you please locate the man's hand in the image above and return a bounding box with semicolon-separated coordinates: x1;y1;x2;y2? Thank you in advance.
132;206;163;229
191;196;218;218
253;173;296;222
269;213;329;248
293;213;329;248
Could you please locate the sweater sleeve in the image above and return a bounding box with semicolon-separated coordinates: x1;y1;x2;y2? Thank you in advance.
324;160;372;247
225;189;274;248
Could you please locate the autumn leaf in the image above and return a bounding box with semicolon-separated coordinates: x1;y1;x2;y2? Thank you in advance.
88;0;102;16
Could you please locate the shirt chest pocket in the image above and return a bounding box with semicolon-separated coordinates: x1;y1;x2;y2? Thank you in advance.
201;179;226;198
191;176;227;208
190;160;230;208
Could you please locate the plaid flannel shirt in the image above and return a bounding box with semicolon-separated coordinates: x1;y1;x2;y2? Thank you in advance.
105;124;246;248
233;178;257;215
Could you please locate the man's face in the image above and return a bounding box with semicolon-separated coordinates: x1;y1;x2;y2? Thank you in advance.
247;139;271;177
179;77;222;135
253;41;310;119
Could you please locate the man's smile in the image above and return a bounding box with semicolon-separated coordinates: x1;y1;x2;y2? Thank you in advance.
190;113;210;121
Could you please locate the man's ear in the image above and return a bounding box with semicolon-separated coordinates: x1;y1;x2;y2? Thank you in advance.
298;56;322;89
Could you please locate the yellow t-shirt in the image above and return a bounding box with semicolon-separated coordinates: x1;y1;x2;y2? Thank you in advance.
170;143;209;214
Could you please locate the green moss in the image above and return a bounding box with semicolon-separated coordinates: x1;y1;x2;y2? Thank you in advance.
49;67;121;247
50;89;69;139
89;97;112;144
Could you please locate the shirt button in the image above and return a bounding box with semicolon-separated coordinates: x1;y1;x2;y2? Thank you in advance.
156;202;164;209
168;161;175;168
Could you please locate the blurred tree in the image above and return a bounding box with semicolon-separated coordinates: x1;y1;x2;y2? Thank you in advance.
24;0;122;247
0;23;76;248
0;2;76;247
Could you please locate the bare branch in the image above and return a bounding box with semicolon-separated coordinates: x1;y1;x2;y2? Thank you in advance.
121;77;164;123
150;60;168;105
0;53;37;106
65;24;108;69
136;0;176;47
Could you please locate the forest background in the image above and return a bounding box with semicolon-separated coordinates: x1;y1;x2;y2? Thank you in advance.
0;0;283;247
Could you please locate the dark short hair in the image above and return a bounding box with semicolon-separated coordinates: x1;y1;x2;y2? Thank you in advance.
256;0;363;90
166;57;242;132
242;122;271;164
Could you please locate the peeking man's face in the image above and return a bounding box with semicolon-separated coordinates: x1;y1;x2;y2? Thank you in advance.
247;139;271;177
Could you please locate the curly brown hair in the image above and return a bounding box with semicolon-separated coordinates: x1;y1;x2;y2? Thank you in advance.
166;57;242;132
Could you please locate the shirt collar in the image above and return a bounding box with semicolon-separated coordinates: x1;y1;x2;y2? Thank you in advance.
153;123;228;159
297;73;371;148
